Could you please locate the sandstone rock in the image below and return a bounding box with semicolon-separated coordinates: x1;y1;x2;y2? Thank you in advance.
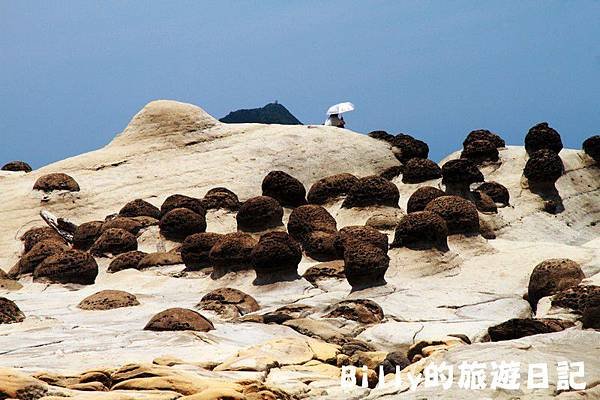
19;239;69;275
72;221;104;250
364;209;403;230
528;258;585;310
425;195;480;235
474;181;510;206
197;288;259;319
144;308;214;332
179;388;246;400
34;250;98;285
90;228;138;256
525;122;563;155
333;225;388;257
342;176;399;208
0;367;48;399
302;261;345;285
406;186;446;213
324;299;384;324
261;170;307;207
551;285;600;314
306;173;359;205
262;304;315;324
523;148;564;185
368;130;394;142
159;208;207;240
487;318;574;341
102;217;144;235
582;135;600;163
181;232;223;270
209;232;257;273
379;165;403;181
78;290;140;310
0;297;25;324
201;188;241;211
463;129;505;148
2;160;32;172
138;252;182;269
302;231;340;262
389;134;429;163
251;232;302;283
236;196;283;232
33;173;80;192
391;211;448;251
20;226;66;253
108;250;148;273
401;158;441;184
160;194;206;217
382;351;411;374
287;205;337;242
344;242;389;290
119;199;161;219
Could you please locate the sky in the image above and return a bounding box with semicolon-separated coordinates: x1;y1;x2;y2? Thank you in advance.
1;1;599;168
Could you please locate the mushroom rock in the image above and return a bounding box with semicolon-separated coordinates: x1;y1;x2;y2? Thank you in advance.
523;149;564;188
72;221;104;250
380;165;403;181
90;228;138;256
302;260;345;286
551;285;600;314
107;251;148;273
382;351;411;374
196;288;259;319
20;227;66;253
137;252;182;270
33;173;80;192
343;242;389;290
201;187;241;211
582;292;600;329
181;232;223;270
367;130;394;142
487;318;575;341
159;208;207;240
209;232;258;275
460;139;500;164
251;232;302;284
144;308;214;332
527;259;585;311
160;194;206;217
475;181;510;206
441;159;484;197
582;135;600;163
102;217;144;236
19;240;69;275
389;134;429;163
324;299;384;324
342;176;400;208
303;231;340;262
307;173;360;205
524;122;563;155
463;129;505;148
1;161;32;172
119;199;161;219
425;195;480;235
33;249;98;285
471;191;498;214
406;186;446;213
287;204;337;242
78;290;140;310
0;297;25;324
236;196;284;232
401;158;442;184
262;304;315;324
391;211;449;251
261;170;307;207
333;226;388;257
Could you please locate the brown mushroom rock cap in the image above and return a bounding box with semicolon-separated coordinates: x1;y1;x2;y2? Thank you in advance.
236;196;284;232
144;308;214;332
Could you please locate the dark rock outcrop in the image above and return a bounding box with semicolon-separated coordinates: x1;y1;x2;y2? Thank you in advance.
551;285;600;314
160;194;205;217
392;211;448;251
380;165;403;181
78;290;140;310
219;102;302;125
159;208;207;240
523;149;564;186
90;228;138;256
20;227;66;253
401;158;442;184
181;232;223;270
1;161;32;172
425;195;480;235
471;191;498;213
119;199;160;219
251;232;302;283
382;351;411;374
301;231;338;262
201;187;241;211
343;242;389;290
324;299;384;324
107;251;148;273
406;186;446;213
34;250;98;285
287;205;337;242
488;318;574;341
19;240;69;275
342;176;400;208
72;221;104;250
303;261;345;285
334;226;388;257
441;159;484;194
463;129;505;148
583;135;600;163
528;259;585;311
209;232;258;274
102;217;144;235
236;196;284;232
389;134;429;163
197;288;260;319
525;122;563;155
0;297;25;324
307;173;359;205
461;139;499;164
368;130;394;142
144;308;214;332
33;173;80;192
261;171;307;207
475;182;510;206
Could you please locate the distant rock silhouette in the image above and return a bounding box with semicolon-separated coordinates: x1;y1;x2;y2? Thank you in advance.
220;102;302;125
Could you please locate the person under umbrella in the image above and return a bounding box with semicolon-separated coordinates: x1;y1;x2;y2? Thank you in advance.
324;102;354;128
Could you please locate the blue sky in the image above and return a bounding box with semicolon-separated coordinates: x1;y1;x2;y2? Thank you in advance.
1;1;599;168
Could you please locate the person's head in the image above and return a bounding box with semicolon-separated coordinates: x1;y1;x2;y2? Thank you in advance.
330;114;338;118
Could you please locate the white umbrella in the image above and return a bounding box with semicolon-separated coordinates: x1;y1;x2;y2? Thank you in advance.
327;102;355;115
